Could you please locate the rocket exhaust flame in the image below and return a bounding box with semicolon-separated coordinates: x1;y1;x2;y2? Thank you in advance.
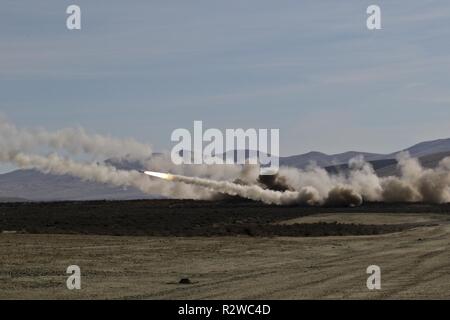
143;170;174;181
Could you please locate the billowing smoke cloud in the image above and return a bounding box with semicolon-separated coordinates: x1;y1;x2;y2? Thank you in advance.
380;153;450;203
0;116;152;161
270;152;450;205
148;152;450;206
2;118;450;206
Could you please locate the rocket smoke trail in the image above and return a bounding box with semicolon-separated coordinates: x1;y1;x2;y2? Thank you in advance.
0;151;216;200
2;117;450;206
144;171;322;205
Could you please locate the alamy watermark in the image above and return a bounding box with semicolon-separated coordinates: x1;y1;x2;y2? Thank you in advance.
65;4;380;31
171;121;279;175
367;5;381;30
366;265;381;290
66;265;81;290
66;5;81;30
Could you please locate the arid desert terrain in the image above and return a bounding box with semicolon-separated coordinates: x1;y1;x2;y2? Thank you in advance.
1;200;450;299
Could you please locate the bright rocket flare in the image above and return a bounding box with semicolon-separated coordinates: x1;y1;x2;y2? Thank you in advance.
143;170;174;181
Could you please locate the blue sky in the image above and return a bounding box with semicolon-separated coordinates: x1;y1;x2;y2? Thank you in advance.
1;0;450;165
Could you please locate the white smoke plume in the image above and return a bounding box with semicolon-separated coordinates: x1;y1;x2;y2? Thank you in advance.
0;150;214;200
0;116;152;161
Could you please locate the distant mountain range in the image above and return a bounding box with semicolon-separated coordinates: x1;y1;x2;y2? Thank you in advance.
1;138;450;202
281;137;450;169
